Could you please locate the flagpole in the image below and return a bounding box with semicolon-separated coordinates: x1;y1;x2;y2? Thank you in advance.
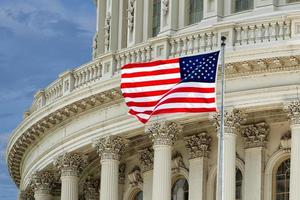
218;36;226;200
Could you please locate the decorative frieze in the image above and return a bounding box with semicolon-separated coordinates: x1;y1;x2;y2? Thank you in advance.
128;166;143;187
54;152;87;176
162;0;169;15
145;121;182;146
210;109;246;134
284;100;300;125
104;12;111;51
241;122;269;148
31;171;54;194
185;132;212;159
93;135;128;160
138;148;154;172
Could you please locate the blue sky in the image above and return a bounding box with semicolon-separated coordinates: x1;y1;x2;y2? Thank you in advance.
0;0;96;199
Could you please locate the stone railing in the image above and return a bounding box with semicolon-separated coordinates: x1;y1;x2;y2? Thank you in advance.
27;14;299;115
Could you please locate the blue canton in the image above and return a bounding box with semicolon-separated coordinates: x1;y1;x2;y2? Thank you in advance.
179;51;219;83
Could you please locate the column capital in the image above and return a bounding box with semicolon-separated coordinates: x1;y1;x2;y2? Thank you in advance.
19;189;34;200
210;109;246;134
284;100;300;125
241;122;269;148
31;171;54;195
54;152;87;176
93;135;128;161
145;121;182;146
185;132;212;159
138;148;154;172
81;176;99;200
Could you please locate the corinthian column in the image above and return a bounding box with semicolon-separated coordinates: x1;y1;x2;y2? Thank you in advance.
185;132;212;200
32;171;54;200
242;122;269;200
93;135;128;200
211;109;246;200
145;121;182;200
139;148;154;200
54;152;87;200
284;101;300;200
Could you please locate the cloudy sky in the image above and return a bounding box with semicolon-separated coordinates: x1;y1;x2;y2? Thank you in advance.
0;0;96;199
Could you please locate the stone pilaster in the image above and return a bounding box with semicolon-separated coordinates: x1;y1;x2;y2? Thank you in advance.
242;122;269;200
159;0;178;35
145;121;182;200
127;0;144;47
211;109;246;200
139;148;154;200
31;171;54;200
93;135;128;200
81;176;99;200
284;100;300;200
54;152;87;200
185;132;211;200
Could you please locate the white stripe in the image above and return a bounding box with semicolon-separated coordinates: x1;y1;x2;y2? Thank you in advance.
135;113;151;119
122;82;215;94
122;63;179;74
121;73;180;83
125;92;215;103
130;102;216;112
121;84;176;94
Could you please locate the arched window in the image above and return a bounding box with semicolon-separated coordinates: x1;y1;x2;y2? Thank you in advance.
171;178;189;200
236;168;243;200
133;191;143;200
275;159;290;200
189;0;203;25
152;0;161;37
234;0;253;13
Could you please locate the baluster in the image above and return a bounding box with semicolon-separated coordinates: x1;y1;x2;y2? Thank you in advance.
244;26;250;44
141;48;146;62
258;24;265;43
213;32;218;48
182;37;188;55
278;21;284;40
203;33;208;51
146;46;152;61
176;39;182;57
267;23;272;41
208;32;213;50
187;35;194;55
170;39;176;58
285;20;291;39
194;34;200;53
136;50;141;63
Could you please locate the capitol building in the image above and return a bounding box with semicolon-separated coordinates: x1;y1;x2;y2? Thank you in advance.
5;0;300;200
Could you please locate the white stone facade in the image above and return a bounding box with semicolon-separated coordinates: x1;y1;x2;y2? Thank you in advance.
6;0;300;200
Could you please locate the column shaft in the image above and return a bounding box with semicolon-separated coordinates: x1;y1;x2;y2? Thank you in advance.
143;170;153;200
219;133;236;200
152;145;172;200
189;157;208;200
290;124;300;200
244;147;264;200
100;159;119;200
61;173;79;200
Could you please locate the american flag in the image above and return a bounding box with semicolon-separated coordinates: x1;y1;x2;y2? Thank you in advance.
121;51;220;123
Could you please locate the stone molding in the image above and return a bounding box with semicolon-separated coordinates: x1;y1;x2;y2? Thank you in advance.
162;0;169;15
128;0;135;32
145;121;182;146
210;109;246;134
241;122;269;148
93;135;128;161
185;132;212;159
54;152;87;177
138;148;154;172
31;171;54;194
284;100;300;125
128;166;143;187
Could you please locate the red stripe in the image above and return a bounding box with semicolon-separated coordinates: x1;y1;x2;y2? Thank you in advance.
122;58;179;69
122;87;215;98
126;97;215;107
121;68;180;78
121;78;180;88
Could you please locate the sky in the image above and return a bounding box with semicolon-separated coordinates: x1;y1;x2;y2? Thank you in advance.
0;0;96;199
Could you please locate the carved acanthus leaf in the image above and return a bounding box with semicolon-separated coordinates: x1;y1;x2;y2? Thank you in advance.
81;176;99;200
283;100;300;125
241;122;269;148
54;152;87;176
185;132;212;159
138;148;154;172
93;135;128;160
31;171;55;194
145;121;182;146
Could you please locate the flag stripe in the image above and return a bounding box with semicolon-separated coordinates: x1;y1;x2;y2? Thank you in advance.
122;58;179;69
121;78;181;88
121;63;179;74
121;68;180;78
122;72;180;82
